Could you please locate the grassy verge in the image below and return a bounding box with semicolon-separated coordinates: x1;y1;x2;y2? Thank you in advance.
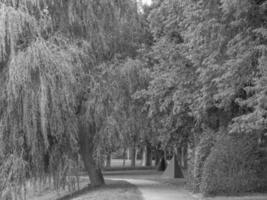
192;193;267;200
103;166;155;171
28;179;143;200
159;179;267;200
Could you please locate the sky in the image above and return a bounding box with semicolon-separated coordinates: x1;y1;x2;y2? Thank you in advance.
141;0;152;5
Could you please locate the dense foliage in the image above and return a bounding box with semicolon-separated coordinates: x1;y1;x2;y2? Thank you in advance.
0;0;145;198
140;0;267;195
0;0;266;198
200;133;260;195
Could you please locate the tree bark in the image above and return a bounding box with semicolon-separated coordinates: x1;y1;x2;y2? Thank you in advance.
164;149;167;161
142;146;146;166
155;150;161;166
146;143;152;166
142;143;152;166
122;148;126;167
183;144;188;169
83;154;105;187
106;153;111;168
131;146;136;168
78;119;105;187
176;145;182;166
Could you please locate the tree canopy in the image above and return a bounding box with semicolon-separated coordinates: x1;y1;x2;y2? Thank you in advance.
0;0;267;198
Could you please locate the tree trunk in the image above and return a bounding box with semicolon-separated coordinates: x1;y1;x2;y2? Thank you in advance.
181;146;184;168
96;147;104;169
183;144;188;169
176;145;182;166
164;149;167;161
78;120;105;187
142;146;146;166
142;143;152;166
83;154;105;187
106;153;111;168
122;148;126;167
155;150;161;166
131;146;136;168
146;143;152;166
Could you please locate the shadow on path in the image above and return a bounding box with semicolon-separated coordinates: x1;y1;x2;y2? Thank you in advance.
56;179;143;200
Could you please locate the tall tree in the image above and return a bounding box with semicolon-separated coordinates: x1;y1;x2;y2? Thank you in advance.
0;0;145;194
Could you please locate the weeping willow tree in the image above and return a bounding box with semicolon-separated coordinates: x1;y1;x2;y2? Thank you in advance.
0;0;144;197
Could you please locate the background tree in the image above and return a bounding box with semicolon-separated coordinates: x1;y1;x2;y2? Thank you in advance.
110;58;151;167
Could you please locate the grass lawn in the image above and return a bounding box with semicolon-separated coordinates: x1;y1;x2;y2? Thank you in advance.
157;178;267;200
107;159;155;168
193;193;267;200
27;178;143;200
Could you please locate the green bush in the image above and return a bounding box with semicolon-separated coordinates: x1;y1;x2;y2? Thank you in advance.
186;150;195;191
200;134;261;196
258;148;267;191
187;130;215;192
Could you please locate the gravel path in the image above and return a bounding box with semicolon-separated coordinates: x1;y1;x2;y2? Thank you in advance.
109;178;196;200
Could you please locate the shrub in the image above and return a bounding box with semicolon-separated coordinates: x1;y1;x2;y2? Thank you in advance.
200;133;261;196
187;130;215;192
258;147;267;191
186;148;195;191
